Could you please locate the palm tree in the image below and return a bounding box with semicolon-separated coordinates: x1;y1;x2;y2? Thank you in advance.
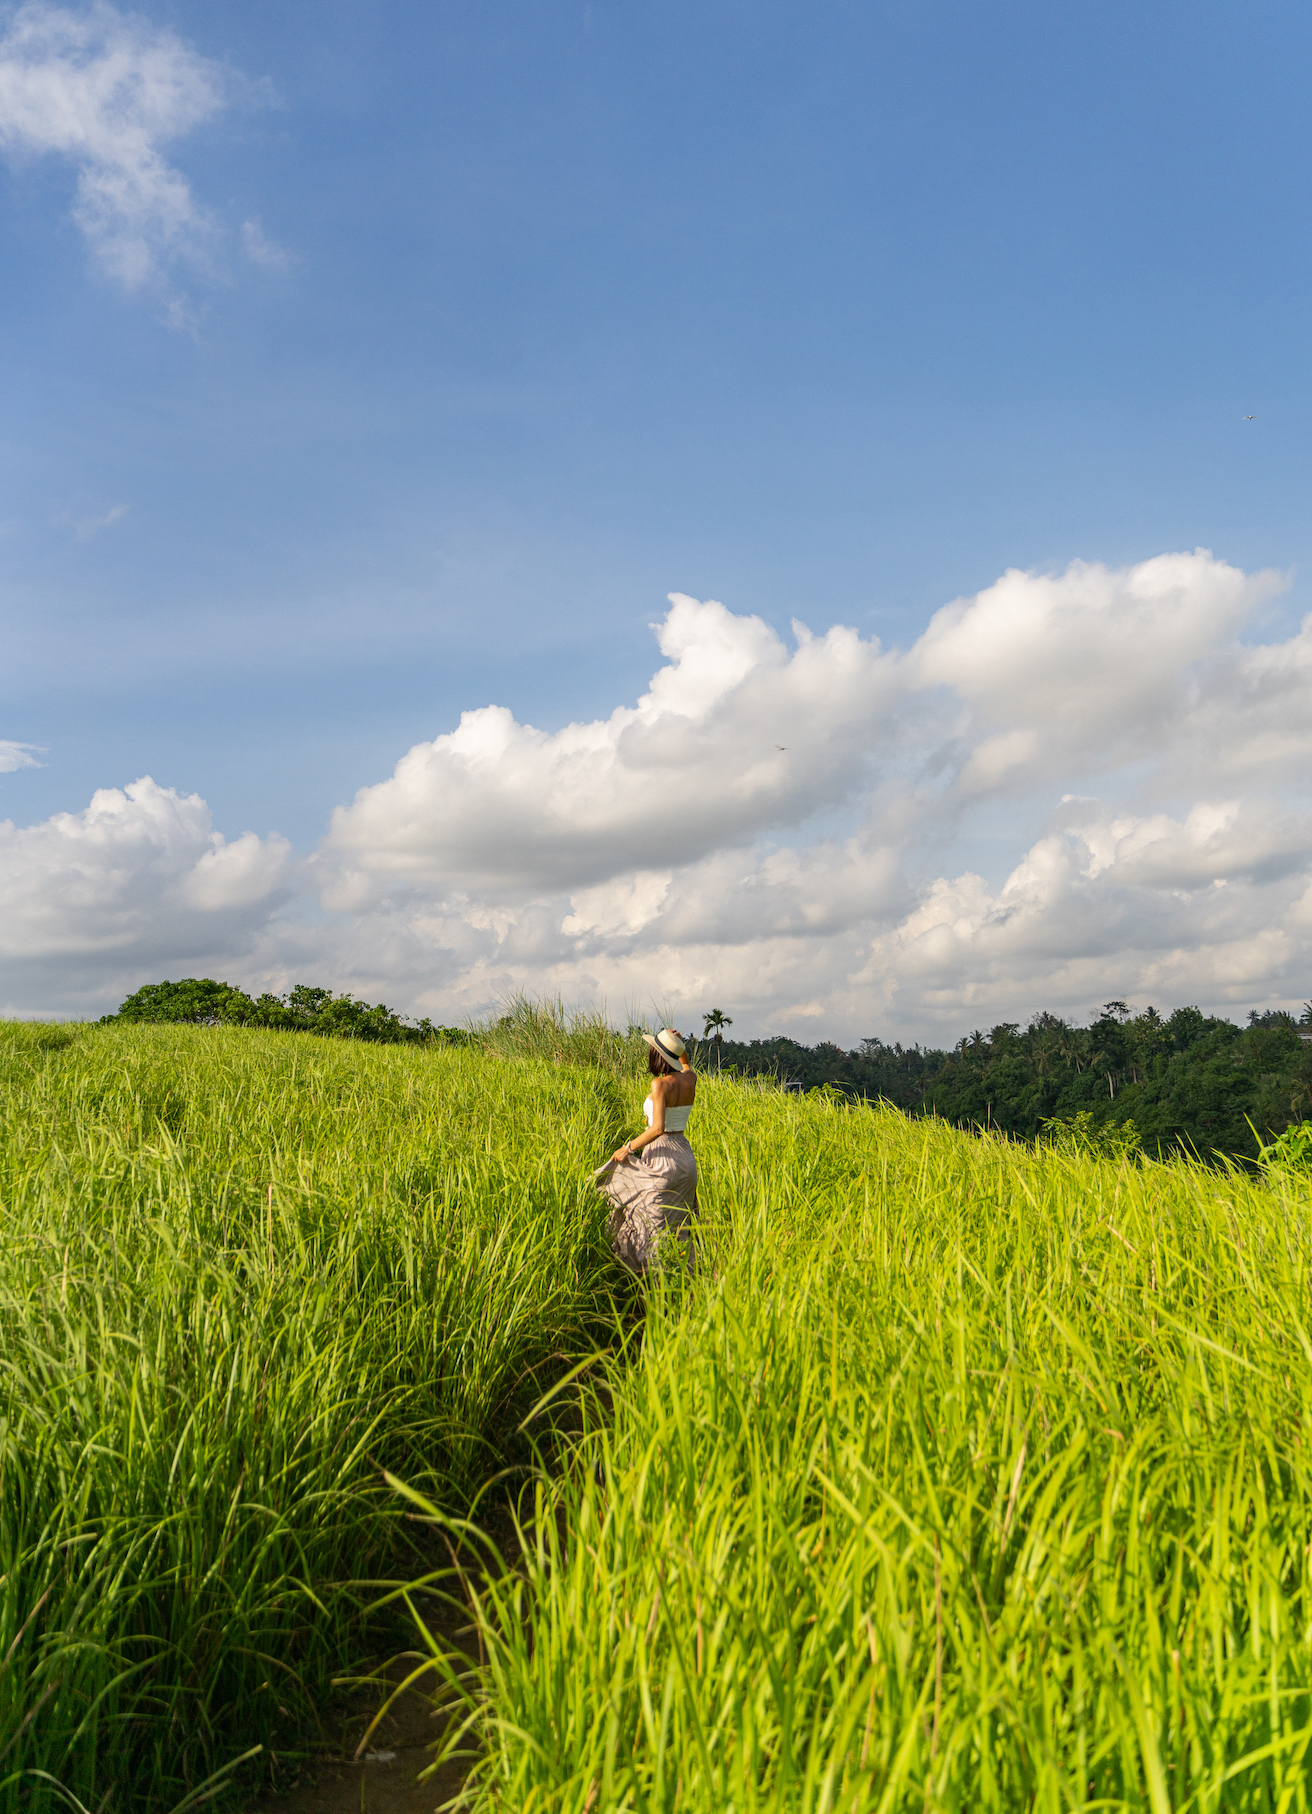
702;1009;733;1048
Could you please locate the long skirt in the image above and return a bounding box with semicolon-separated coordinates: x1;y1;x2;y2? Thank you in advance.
597;1132;699;1276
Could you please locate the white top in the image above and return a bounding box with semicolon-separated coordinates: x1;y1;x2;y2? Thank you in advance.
644;1094;693;1133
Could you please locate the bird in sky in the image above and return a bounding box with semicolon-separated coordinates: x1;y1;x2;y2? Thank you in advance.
1243;414;1257;420
776;744;787;750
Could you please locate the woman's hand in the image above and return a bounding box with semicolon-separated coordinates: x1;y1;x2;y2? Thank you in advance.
611;1143;635;1164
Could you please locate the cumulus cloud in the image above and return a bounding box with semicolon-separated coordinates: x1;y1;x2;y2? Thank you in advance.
0;2;252;295
904;550;1284;795
320;553;1298;915
1181;612;1312;786
319;595;900;905
308;551;1312;1038
8;549;1312;1036
854;801;1310;1030
0;776;293;1015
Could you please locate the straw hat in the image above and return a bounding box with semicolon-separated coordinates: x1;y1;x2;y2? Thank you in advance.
644;1027;688;1069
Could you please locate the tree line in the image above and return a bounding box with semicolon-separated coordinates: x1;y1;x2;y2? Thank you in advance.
712;999;1312;1163
102;977;470;1046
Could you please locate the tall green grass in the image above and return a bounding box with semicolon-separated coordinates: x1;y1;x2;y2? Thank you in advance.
478;995;650;1080
407;1087;1312;1812
11;1014;1312;1812
0;1020;628;1810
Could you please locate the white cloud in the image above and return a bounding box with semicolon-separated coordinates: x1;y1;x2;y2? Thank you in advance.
320;553;1299;923
1071;797;1312;890
854;802;1311;1030
0;739;42;772
0;2;247;295
0;776;293;1015
175;826;297;911
1180;611;1312;786
903;549;1284;795
319;594;899;905
7;551;1312;1036
307;553;1312;1038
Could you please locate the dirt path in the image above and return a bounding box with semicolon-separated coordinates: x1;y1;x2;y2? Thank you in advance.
243;1522;506;1814
246;1647;471;1814
246;1659;466;1813
242;1460;567;1811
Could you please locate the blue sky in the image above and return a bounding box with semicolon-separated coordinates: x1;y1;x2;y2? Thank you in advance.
3;0;1312;1036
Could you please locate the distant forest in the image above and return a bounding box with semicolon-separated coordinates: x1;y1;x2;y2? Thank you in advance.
710;1001;1312;1163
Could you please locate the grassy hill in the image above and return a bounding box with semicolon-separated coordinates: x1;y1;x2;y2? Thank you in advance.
3;1019;1312;1810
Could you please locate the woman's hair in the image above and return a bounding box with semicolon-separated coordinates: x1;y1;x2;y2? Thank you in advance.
647;1047;680;1077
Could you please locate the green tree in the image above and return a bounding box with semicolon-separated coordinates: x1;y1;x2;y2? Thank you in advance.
107;979;257;1025
105;978;440;1047
702;1009;733;1046
286;984;334;1023
1040;1110;1142;1161
1259;1120;1312;1174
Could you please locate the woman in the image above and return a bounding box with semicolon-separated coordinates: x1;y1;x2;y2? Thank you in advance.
597;1027;698;1275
